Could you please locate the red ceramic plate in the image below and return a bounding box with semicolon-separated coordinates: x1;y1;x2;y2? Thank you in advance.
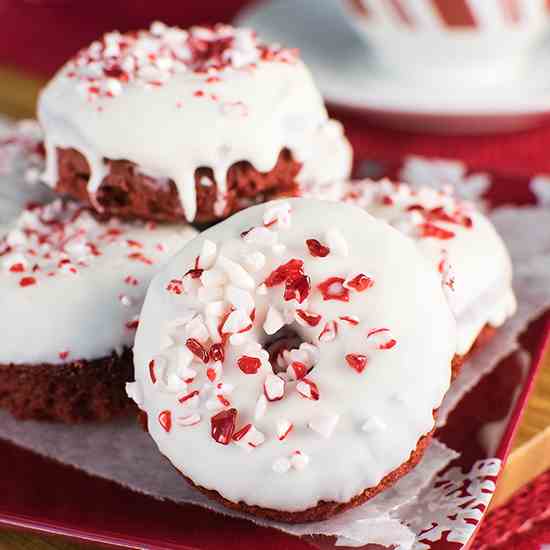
0;159;548;550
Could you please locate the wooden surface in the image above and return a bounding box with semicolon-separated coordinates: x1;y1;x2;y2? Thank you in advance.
0;67;549;549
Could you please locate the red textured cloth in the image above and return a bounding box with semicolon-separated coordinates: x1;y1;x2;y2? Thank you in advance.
0;1;549;547
473;468;550;549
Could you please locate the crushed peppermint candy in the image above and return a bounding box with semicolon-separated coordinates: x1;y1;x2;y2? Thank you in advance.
306;238;330;258
301;178;478;294
64;23;298;102
148;201;405;467
263;373;285;401
367;328;397;350
276;418;293;441
1;200;163;286
158;410;172;433
233;423;265;451
176;413;201;427
319;321;338;342
345;353;368;373
344;273;374;292
317;277;349;302
210;408;237;445
296;378;320;401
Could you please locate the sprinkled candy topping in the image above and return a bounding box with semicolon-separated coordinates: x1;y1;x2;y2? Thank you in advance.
211;408;237;445
296;378;320;401
237;355;262;375
63;23;298;102
1;197;196;365
145;201;396;453
131;198;457;514
306;238;330;258
158;410;172;433
317;277;350;302
0;200;163;285
345;353;368;373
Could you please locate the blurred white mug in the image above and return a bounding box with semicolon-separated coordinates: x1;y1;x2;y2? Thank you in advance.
343;0;550;86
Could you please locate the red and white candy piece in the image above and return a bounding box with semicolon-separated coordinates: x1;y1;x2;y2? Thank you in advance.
306;238;330;258
345;353;368;374
286;361;308;381
178;390;200;408
210;408;237;445
276;418;293;441
242;226;278;247
317;277;349;302
158;410;172;433
263;373;285;401
226;285;255;315
339;315;360;327
232;423;265;452
367;328;397;350
148;356;166;385
296;378;320;401
263;202;291;230
295;309;322;327
222;309;253;334
319;320;338;342
206;361;223;383
176;413;201;427
344;273;374;292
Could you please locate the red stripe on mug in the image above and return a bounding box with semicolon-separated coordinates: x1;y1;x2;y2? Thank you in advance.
432;0;477;27
547;0;550;13
348;0;369;17
501;0;521;23
388;0;414;25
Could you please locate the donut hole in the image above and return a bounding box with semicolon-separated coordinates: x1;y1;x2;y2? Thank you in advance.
265;328;314;377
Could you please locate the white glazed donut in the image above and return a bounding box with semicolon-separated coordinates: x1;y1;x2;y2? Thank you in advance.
0;199;197;365
130;198;456;521
302;179;517;357
38;23;352;223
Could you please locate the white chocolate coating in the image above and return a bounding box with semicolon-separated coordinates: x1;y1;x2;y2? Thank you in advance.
0;200;197;365
37;23;352;221
302;179;516;355
131;199;456;512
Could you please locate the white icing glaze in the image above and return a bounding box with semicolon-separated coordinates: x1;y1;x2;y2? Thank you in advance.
302;179;516;355
0;119;54;223
0;200;197;365
131;198;456;512
37;23;352;221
